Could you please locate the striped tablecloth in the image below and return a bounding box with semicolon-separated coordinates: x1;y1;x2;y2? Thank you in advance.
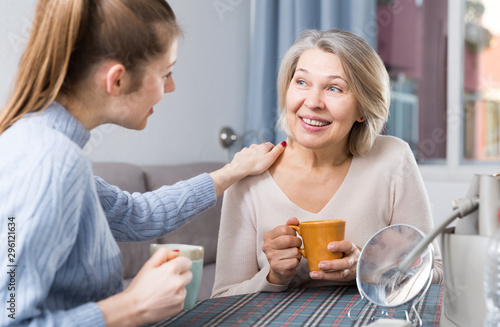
149;285;443;327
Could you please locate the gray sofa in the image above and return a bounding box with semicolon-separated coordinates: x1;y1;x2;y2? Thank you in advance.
92;161;225;301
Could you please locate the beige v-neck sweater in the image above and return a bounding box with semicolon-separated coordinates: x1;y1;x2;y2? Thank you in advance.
212;135;443;298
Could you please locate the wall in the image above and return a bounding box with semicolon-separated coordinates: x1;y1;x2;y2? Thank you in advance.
0;0;481;230
0;0;250;165
425;178;470;229
87;0;251;165
0;2;36;107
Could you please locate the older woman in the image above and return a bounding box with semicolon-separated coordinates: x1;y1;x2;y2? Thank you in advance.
212;29;443;298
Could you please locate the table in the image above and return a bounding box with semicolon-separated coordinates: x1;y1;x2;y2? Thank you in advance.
148;285;443;326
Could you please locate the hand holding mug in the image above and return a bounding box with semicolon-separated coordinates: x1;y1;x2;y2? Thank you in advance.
150;244;204;310
123;248;193;325
308;240;360;282
287;218;358;282
262;217;302;285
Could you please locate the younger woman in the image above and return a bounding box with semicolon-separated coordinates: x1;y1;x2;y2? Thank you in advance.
0;0;285;326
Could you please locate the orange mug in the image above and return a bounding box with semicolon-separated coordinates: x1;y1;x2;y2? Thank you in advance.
290;219;346;271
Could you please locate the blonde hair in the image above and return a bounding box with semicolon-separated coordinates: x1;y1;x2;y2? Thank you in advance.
0;0;180;135
277;29;390;156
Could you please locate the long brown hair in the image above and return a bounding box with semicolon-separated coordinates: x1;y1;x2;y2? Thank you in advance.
0;0;180;134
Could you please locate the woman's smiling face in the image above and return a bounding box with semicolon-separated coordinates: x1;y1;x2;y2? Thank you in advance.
285;48;363;149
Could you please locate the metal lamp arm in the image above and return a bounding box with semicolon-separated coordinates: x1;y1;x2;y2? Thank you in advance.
398;197;479;273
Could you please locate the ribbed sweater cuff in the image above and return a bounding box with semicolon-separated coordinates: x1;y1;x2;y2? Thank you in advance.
188;173;217;211
71;303;105;327
258;265;290;293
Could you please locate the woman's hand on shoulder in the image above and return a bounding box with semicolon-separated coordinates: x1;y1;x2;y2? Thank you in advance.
231;141;287;177
309;240;360;282
262;217;302;285
210;141;286;197
98;248;192;327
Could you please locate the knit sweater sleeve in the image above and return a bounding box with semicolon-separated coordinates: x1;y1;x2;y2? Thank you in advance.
95;173;217;242
0;153;105;326
211;180;288;298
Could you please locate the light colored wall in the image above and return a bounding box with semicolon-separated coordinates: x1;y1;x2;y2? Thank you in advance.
0;1;37;105
84;0;251;165
0;0;250;166
0;0;481;229
85;0;251;165
424;177;471;229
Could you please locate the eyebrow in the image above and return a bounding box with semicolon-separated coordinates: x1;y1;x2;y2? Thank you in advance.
165;60;177;69
296;68;346;81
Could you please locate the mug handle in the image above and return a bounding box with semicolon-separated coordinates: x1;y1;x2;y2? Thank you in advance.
289;225;306;258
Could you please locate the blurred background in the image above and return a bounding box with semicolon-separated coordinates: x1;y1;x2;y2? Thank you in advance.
1;0;499;226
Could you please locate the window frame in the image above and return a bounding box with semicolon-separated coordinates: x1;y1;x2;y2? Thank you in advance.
419;0;499;182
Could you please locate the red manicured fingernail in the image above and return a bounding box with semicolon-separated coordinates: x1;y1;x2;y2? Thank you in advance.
173;249;179;252
280;141;287;147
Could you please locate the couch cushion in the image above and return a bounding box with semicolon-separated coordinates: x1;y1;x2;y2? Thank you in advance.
117;240;153;279
93;162;153;279
92;161;225;287
92;162;147;193
142;162;225;190
198;263;216;300
143;162;225;265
